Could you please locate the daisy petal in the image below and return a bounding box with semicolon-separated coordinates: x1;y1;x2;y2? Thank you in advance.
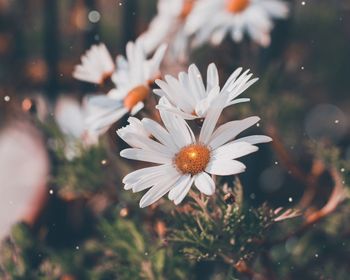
212;142;259;160
139;170;180;208
168;174;191;201
120;148;172;164
141;118;178;152
133;165;176;192
206;159;246;176
194;172;215;195
123;165;168;185
174;176;194;205
199;88;225;145
207;63;219;93
209;116;260;149
233;135;272;145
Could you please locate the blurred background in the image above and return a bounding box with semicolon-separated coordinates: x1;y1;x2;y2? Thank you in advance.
1;0;350;279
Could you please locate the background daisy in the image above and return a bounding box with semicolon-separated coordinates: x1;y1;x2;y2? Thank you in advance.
73;43;115;84
85;39;167;134
55;96;99;159
140;0;195;62
185;0;289;47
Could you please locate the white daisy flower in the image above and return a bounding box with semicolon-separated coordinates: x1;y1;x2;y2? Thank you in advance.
85;40;167;134
73;43;115;84
0;122;49;240
154;63;258;120
140;0;195;62
55;96;99;159
117;95;271;208
185;0;289;47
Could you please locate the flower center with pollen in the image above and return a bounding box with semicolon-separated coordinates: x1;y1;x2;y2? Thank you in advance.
174;144;210;175
226;0;250;13
123;85;150;111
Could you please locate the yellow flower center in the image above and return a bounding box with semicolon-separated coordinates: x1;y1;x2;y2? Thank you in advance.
226;0;250;13
174;144;211;175
180;0;195;19
123;85;150;111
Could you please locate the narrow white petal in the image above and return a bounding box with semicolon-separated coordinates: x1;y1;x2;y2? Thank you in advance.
141;118;178;152
188;64;206;100
87;107;128;135
233;135;273;145
224;98;250;108
194;172;215;196
205;159;246;176
212;142;259;160
123;165;170;185
120;148;172;164
130;101;144;115
139;170;180;208
156;104;198;120
168;174;191;201
174;176;194;205
159;107;194;148
198;87;225;145
132;165;175;192
209;116;260;149
207;63;219;92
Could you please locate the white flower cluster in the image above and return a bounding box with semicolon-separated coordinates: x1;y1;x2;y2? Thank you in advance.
140;0;289;61
67;0;289;207
117;63;271;207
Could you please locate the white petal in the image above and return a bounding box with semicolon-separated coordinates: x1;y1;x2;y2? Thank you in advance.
156;104;198;120
139;170;180;208
233;135;272;145
168;174;192;201
159;106;195;148
130;101;144;115
206;159;246;176
174;176;194;205
198;87;225;145
194;172;215;196
87;107;128;135
188;64;206;100
123;165;169;185
132;165;175;192
224;98;250;108
207;63;219;92
118;130;173;155
55;97;84;139
212;142;259;160
120;148;172;164
209;116;260;149
141;118;178;152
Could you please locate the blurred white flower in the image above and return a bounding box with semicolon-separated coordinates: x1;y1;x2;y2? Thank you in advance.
0;122;49;240
154;63;257;120
185;0;289;47
117;95;271;208
73;44;115;84
86;39;167;134
55;96;99;159
140;0;195;62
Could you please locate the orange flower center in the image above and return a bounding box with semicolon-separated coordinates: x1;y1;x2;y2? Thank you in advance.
174;144;210;175
180;0;195;19
123;85;150;111
99;70;114;85
226;0;250;13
